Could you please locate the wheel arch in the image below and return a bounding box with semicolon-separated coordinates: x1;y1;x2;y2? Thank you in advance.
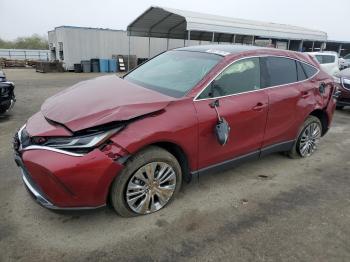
106;140;191;207
148;141;191;183
309;109;329;136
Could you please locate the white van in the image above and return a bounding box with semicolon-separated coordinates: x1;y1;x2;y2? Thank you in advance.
307;52;340;76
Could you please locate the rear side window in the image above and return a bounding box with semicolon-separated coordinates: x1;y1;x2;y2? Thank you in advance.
315;55;336;64
301;62;318;78
264;57;298;86
296;61;307;81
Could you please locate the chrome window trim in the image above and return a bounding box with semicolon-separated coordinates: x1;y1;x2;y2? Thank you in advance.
193;55;320;102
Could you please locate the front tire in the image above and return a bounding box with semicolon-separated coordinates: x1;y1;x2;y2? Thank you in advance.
110;146;182;217
336;105;344;110
0;106;7;114
288;116;322;159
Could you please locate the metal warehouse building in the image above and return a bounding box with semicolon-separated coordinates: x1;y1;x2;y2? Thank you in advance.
48;6;350;70
48;26;195;70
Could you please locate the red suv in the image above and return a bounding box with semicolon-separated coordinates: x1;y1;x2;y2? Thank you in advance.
14;45;336;216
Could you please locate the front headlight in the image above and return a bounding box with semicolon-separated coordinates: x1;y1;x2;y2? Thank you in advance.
40;127;122;149
343;78;350;85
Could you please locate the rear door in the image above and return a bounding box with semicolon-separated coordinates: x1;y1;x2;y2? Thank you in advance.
261;56;301;147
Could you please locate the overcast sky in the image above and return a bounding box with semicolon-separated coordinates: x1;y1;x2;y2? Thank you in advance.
0;0;348;41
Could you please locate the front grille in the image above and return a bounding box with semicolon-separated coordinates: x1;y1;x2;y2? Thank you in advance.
0;83;14;98
20;128;32;148
337;97;350;104
14;126;33;153
0;87;9;96
13;132;20;152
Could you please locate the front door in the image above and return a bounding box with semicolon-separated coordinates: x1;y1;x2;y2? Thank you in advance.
194;57;268;170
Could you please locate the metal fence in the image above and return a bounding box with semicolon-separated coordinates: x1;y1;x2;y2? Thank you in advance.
0;49;49;60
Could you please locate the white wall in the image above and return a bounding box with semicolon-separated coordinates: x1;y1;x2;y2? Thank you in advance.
49;27;206;70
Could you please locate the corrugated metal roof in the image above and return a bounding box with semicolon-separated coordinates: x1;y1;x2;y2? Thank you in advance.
55;25;124;32
127;6;327;41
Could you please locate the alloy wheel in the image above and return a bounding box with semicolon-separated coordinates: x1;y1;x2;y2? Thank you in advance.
298;122;321;157
125;162;177;214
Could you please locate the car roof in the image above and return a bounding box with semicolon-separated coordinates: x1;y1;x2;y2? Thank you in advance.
174;44;318;68
175;44;271;56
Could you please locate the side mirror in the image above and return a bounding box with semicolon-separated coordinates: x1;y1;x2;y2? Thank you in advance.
210;99;230;146
215;118;230;145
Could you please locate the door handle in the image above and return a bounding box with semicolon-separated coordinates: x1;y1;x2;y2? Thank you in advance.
252;102;265;111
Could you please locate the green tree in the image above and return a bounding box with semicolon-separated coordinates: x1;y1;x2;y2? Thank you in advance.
0;34;48;49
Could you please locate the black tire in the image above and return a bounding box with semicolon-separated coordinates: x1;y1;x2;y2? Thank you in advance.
0;106;7;114
336;105;344;110
288;115;322;159
110;146;182;217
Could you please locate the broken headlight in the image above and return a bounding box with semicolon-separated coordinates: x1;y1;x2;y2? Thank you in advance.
40;127;122;150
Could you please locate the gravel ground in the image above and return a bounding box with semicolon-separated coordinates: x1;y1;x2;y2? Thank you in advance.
0;68;349;262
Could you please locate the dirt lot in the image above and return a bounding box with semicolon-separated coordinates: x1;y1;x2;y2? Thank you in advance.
0;68;349;262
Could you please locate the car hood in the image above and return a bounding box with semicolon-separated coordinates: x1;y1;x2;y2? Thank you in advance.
41;75;174;132
336;68;350;78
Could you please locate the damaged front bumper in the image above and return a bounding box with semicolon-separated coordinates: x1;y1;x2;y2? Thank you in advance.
13;126;127;210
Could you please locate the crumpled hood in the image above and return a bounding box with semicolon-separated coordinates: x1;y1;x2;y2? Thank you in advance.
41;75;174;132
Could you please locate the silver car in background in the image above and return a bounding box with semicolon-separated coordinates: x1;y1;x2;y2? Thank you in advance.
334;68;350;109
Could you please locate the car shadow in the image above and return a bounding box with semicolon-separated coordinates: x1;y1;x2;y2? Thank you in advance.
0;114;11;122
50;205;114;216
336;108;350;117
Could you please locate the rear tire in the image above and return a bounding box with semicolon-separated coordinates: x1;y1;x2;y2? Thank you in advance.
110;146;182;217
288;116;322;159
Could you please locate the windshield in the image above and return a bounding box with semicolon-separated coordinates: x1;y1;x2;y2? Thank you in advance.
124;50;222;98
344;54;350;60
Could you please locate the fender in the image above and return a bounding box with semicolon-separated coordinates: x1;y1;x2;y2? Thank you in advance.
109;98;199;171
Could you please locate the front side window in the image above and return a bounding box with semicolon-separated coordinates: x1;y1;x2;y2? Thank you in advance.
197;57;260;99
124;50;222;98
